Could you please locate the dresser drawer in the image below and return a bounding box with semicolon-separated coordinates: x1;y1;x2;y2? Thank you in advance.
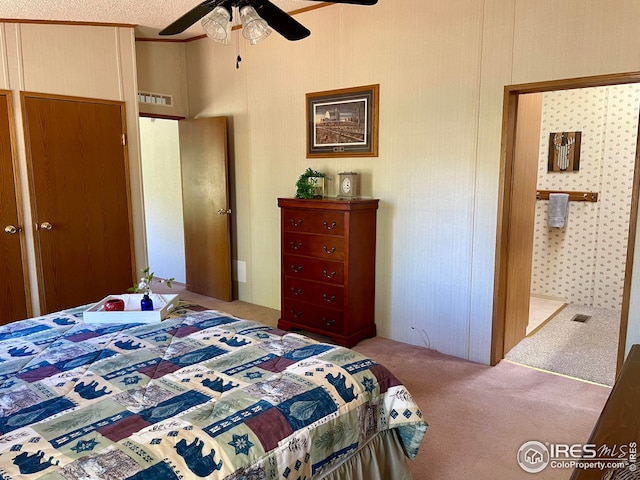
283;277;344;308
283;232;344;260
283;255;344;284
282;299;344;333
282;209;345;235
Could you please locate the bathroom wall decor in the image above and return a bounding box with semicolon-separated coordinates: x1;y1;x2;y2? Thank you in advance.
548;131;581;172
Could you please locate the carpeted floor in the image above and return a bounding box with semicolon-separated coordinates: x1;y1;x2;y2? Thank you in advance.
355;339;610;480
505;303;620;386
159;284;611;479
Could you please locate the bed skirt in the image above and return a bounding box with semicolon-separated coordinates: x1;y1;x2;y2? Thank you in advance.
320;429;414;480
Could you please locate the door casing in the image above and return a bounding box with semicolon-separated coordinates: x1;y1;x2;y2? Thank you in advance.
492;71;640;374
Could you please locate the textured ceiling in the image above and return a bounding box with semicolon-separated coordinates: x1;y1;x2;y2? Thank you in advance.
0;0;323;39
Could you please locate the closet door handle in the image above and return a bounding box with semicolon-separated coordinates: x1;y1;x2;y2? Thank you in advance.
4;225;18;235
39;222;53;231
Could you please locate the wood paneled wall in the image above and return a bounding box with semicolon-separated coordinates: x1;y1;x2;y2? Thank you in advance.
176;0;640;364
135;41;189;118
0;21;144;316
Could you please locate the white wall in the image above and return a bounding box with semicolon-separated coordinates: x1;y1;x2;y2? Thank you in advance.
139;117;186;283
165;0;640;364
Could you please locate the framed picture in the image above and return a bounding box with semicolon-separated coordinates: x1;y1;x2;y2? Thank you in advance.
548;131;581;172
306;84;379;158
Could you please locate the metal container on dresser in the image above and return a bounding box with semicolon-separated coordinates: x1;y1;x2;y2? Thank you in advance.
277;197;379;347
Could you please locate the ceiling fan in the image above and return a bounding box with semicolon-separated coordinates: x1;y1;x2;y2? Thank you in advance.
159;0;379;44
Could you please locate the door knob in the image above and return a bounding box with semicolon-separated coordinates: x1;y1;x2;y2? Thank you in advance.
217;208;232;215
4;225;18;234
39;222;53;230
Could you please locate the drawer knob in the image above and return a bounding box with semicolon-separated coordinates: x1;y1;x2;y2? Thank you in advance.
323;221;337;230
290;218;303;227
290;287;303;296
290;309;303;318
290;241;303;250
323;294;336;303
323;317;336;326
323;245;337;255
323;270;336;279
290;265;304;273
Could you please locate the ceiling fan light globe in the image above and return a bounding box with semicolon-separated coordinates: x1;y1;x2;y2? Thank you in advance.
240;5;272;44
201;6;232;45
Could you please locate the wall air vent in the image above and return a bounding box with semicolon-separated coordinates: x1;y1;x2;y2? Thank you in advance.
138;91;173;107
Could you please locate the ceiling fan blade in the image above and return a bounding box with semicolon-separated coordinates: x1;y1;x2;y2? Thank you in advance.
159;1;221;35
253;1;311;41
305;0;378;4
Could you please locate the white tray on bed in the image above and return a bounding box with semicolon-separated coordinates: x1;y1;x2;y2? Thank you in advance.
83;293;179;323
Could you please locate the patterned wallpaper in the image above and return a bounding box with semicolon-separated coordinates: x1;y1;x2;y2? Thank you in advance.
530;84;640;310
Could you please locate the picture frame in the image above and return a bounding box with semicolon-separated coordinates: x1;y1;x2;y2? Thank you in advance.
306;84;379;158
548;131;581;172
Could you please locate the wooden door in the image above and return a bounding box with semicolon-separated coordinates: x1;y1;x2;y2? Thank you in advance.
22;93;135;313
0;91;29;323
179;116;232;301
503;93;543;354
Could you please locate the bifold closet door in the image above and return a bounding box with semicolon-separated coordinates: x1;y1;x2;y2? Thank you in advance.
0;91;29;324
22;93;135;313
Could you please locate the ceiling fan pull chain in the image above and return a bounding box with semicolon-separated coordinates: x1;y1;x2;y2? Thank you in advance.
236;29;242;69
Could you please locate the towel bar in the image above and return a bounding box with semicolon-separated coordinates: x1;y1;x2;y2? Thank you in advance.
536;190;598;202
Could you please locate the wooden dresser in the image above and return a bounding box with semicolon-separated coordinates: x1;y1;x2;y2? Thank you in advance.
277;197;379;347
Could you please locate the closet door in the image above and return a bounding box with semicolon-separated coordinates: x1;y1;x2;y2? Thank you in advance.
0;91;29;323
22;93;135;313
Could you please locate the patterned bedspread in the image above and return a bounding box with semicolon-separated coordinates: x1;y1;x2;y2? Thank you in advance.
0;305;427;479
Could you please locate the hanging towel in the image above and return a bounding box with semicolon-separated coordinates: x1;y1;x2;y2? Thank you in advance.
548;193;570;228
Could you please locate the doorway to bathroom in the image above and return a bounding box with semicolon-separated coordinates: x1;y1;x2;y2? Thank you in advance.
492;72;640;385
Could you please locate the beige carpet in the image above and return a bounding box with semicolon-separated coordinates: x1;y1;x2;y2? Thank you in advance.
159;284;611;479
355;338;610;480
506;303;620;386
